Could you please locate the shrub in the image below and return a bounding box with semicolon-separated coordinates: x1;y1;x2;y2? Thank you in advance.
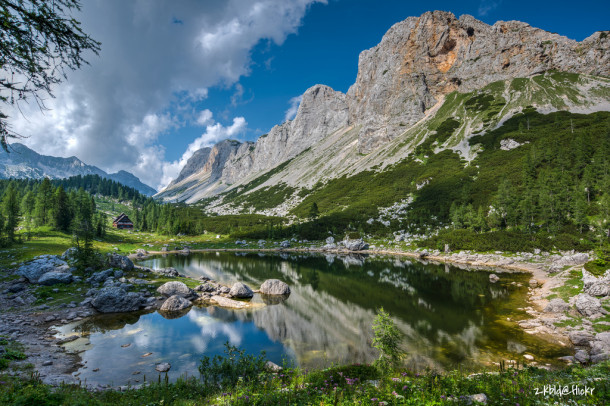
372;308;405;370
198;342;270;389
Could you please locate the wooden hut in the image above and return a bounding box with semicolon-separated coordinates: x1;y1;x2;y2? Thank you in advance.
112;213;134;229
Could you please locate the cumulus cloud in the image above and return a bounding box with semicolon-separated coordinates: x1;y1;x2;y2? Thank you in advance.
284;95;303;121
196;109;214;126
4;0;325;190
159;114;247;189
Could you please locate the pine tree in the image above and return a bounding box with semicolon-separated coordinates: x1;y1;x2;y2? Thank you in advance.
72;189;95;268
573;190;589;234
34;178;53;226
309;202;319;219
2;183;20;242
20;190;35;223
53;186;72;232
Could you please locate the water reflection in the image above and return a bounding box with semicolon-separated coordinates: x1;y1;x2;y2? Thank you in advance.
61;252;568;386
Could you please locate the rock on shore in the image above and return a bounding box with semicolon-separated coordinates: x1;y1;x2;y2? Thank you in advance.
229;282;254;298
157;281;195;299
91;287;146;313
260;279;291;295
160;295;192;312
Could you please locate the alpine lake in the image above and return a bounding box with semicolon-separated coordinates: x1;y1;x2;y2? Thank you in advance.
56;251;569;387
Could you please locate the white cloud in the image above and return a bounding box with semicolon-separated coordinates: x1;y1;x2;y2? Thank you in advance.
230;83;245;106
284;95;302;121
159;116;247;190
478;0;502;16
3;0;326;190
196;109;214;126
187;88;209;102
126;113;174;146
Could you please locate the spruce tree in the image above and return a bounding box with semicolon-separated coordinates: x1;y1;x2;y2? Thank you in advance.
72;189;94;268
34;178;53;226
53;186;72;232
2;183;19;242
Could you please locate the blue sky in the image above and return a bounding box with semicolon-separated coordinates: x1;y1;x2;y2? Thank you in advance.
7;0;609;190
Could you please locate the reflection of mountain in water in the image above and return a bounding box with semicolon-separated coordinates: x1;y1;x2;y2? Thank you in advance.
139;253;528;370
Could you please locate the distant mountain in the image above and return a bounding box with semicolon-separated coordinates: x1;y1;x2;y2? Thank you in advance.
0;143;157;195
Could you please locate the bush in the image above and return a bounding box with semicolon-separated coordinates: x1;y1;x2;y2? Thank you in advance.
419;229;591;253
198;342;270;389
372;308;405;370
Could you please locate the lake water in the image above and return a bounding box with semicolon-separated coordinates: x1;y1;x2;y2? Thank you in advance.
58;252;568;387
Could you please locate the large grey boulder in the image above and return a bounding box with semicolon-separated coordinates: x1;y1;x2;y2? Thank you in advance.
574;350;590;364
61;247;78;261
553;253;589;267
590;332;610;363
38;271;73;286
569;330;594;346
279;240;291;248
326;236;335;244
573;293;607;318
107;254;134;271
344;239;369;251
86;269;115;285
260;279;291;295
157;281;195;298
229;282;254;298
91;287;145;313
17;255;68;283
582;270;610;297
160;295;192;312
544;298;569;313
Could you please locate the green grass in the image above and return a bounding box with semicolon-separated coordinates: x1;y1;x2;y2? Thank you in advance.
0;360;608;405
0;338;27;371
550;269;584;301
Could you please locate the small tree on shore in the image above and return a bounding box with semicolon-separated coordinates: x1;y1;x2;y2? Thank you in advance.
372;307;405;370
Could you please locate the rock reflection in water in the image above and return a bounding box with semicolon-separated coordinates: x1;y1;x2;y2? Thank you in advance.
64;252;568;386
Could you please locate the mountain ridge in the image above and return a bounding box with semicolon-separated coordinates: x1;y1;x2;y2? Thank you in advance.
156;10;610;206
0;143;157;195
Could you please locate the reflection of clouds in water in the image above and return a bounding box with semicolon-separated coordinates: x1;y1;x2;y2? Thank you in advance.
187;310;243;347
190;335;207;354
133;330;151;347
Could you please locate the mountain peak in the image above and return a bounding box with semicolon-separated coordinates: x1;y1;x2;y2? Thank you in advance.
158;11;610;205
0;144;157;195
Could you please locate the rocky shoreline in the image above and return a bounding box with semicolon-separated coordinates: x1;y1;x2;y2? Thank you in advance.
1;243;608;389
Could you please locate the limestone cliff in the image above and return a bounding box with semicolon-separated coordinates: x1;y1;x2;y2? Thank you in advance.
155;140;247;202
157;11;610;204
348;11;609;152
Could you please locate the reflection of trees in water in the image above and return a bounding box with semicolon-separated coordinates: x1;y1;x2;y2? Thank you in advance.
74;311;147;334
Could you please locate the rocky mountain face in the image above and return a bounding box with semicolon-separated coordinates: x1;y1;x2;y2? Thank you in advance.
347;11;609;152
155;140;246;202
157;10;610;205
0;143;157;195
